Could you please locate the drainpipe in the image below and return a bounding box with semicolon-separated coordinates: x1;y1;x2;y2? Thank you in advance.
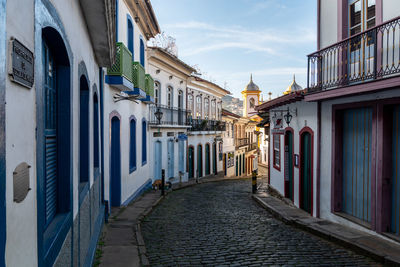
99;68;106;216
316;101;321;218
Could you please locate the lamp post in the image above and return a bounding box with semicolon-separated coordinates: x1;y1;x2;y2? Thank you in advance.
154;107;163;133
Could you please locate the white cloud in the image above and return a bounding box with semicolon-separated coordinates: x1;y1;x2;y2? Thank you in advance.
164;21;316;57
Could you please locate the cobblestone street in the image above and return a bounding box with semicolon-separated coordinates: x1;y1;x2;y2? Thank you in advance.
141;180;379;266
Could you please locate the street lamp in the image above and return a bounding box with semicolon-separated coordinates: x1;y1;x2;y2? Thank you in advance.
154;107;163;133
284;107;293;125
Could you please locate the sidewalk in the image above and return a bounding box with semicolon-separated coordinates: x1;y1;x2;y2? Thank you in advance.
97;174;250;267
253;188;400;265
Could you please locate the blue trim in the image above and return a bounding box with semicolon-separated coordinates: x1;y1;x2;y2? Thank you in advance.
83;204;105;267
142;118;147;166
122;179;152;206
140;38;145;67
105;75;133;91
99;68;105;208
110;116;121;207
0;0;6;265
127;14;134;57
140;95;154;104
35;1;74;266
132;87;146;99
129;116;137;173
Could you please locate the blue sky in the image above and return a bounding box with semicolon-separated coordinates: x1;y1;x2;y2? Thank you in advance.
150;0;317;99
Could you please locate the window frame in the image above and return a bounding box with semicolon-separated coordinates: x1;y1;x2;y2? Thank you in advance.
273;134;281;171
154;81;160;105
142;119;147;166
129;116;137;173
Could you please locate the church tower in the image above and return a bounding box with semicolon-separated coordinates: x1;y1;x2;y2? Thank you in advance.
242;74;261;118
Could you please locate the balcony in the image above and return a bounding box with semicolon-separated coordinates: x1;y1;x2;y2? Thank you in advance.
143;74;155;103
106;42;133;90
149;104;189;127
235;138;249;148
308;16;400;96
248;142;258;151
188;119;226;132
106;42;153;102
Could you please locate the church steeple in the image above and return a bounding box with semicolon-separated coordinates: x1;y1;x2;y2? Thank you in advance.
242;74;261;117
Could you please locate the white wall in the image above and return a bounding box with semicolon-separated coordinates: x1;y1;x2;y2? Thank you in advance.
269;101;318;215
383;0;400;22
5;0;37;265
320;0;338;49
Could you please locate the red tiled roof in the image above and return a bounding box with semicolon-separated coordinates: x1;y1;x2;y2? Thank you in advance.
255;91;305;112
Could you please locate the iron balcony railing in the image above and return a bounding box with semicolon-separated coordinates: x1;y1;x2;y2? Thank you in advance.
248;142;258;151
188;119;226;132
308;16;400;91
149;104;189;126
107;42;132;82
235;138;249;148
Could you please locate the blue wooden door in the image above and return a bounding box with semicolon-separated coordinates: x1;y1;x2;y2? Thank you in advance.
179;140;184;173
154;141;162;180
342;108;372;222
301;132;312;214
168;140;174;178
44;41;58;225
205;144;210;175
197;145;203;177
110;117;121;207
392;106;400;234
188;146;194;178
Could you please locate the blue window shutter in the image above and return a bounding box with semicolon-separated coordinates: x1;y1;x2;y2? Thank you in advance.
142;120;147;164
140;39;145;66
130;118;137;172
44;42;58;226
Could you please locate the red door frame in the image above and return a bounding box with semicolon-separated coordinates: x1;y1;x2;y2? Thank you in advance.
299;127;314;216
284;127;294;201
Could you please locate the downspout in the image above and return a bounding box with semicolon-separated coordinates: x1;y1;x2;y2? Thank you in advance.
316;101;321;218
99;67;106;218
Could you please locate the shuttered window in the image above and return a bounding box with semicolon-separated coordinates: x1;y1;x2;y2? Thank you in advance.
130;118;137;172
44;42;58;226
142;120;147;165
273;134;281;170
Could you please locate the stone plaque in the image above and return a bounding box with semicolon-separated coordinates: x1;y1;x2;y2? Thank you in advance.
9;38;34;88
13;162;31;203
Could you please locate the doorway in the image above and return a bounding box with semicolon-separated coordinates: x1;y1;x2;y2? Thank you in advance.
188;146;194;179
284;130;294;201
154;141;162;180
197;144;203;178
300;129;313;214
168;140;174;179
110;116;121;207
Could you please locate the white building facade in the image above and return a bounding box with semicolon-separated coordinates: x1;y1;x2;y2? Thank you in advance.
187;76;229;179
147;47;195;184
222;109;240;177
1;0;116;266
104;0;160;208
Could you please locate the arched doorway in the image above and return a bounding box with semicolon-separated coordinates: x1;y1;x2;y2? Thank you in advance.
235;156;238;176
188;146;194;178
284;129;294;201
197;144;203;178
110;116;121;207
79;74;89;189
300;129;313;215
154;141;162;180
205;143;210;175
38;25;72;267
239;154;242;176
213;142;217;174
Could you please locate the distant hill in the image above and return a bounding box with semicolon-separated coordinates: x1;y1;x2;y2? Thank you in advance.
222;95;243;117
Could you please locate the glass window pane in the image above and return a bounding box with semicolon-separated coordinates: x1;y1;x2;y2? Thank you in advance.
350;1;361;28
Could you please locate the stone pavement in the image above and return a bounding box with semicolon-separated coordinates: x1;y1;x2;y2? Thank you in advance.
141;179;379;266
96;173;245;266
253;186;400;266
